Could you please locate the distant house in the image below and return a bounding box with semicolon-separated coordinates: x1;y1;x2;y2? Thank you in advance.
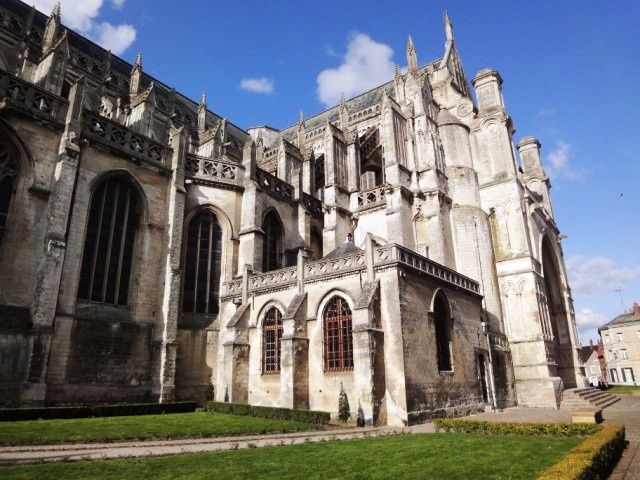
580;341;607;386
599;302;640;385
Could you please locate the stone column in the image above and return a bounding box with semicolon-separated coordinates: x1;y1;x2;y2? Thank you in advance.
223;342;250;403
22;78;87;403
155;125;188;402
237;141;264;273
352;314;376;426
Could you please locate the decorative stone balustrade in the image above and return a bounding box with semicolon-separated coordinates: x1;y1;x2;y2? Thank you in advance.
302;192;323;218
221;243;480;300
0;69;68;125
255;167;294;203
357;185;386;210
248;267;298;294
374;244;480;294
185;154;241;189
304;251;366;281
82;110;172;169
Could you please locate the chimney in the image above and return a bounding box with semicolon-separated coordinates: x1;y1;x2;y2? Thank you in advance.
632;301;639;315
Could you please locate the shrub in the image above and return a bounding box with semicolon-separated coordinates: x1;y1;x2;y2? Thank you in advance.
538;424;625;480
433;419;600;437
338;384;351;423
205;401;330;425
0;402;197;422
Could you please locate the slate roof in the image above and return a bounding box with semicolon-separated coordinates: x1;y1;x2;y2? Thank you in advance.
599;310;640;331
323;240;363;260
2;0;246;136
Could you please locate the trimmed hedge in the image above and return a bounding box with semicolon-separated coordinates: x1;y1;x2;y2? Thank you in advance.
0;402;197;422
205;401;330;425
538;424;626;480
434;419;600;437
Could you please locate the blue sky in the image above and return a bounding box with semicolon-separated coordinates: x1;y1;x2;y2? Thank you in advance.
37;0;640;344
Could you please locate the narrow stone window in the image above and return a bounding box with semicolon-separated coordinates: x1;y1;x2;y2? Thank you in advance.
434;293;453;372
0;140;18;248
262;307;283;374
262;210;283;272
181;210;223;315
323;296;353;372
314;154;325;200
77;176;140;306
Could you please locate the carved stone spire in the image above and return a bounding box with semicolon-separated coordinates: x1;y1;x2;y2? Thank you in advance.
43;2;61;52
130;53;142;96
297;111;306;149
407;36;418;73
198;91;207;133
339;93;348;129
444;11;454;43
394;64;405;104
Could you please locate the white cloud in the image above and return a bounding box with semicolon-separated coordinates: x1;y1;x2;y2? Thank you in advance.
567;255;640;295
31;0;136;54
239;77;274;94
545;141;583;181
317;33;395;107
93;22;136;56
575;308;607;329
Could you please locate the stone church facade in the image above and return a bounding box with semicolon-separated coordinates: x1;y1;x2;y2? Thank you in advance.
0;0;584;425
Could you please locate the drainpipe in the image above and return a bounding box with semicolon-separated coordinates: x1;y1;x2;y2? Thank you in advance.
482;319;498;411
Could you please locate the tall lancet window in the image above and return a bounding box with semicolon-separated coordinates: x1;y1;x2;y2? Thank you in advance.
77;176;141;306
0;138;18;249
262;210;283;272
323;296;353;372
262;307;283;374
181;210;223;315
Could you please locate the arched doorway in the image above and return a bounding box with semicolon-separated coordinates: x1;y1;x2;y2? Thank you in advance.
433;291;453;372
541;237;576;388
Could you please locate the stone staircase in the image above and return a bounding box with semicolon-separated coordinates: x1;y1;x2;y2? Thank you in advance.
560;387;620;410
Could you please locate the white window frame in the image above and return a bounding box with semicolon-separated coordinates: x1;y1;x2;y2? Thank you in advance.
617;332;623;343
620;349;629;360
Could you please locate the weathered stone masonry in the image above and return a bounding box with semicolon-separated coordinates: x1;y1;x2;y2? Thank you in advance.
0;0;584;424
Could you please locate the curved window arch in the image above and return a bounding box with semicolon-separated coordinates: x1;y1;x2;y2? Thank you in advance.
262;306;283;374
77;176;141;305
323;296;353;371
433;292;452;372
182;210;223;315
0;137;19;248
262;210;283;272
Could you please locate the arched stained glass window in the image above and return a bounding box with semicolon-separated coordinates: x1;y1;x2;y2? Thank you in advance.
181;210;223;315
262;307;283;374
0;138;18;248
323;296;353;372
77;176;140;306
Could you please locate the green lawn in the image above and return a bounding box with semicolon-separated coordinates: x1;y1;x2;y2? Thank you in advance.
607;385;640;394
0;412;318;446
0;433;581;480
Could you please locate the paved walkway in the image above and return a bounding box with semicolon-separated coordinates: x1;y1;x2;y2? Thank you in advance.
0;425;432;465
469;395;640;480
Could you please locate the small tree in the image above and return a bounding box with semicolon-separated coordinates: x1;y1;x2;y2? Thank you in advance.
204;380;215;403
224;386;229;403
357;403;365;427
338;383;351;423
